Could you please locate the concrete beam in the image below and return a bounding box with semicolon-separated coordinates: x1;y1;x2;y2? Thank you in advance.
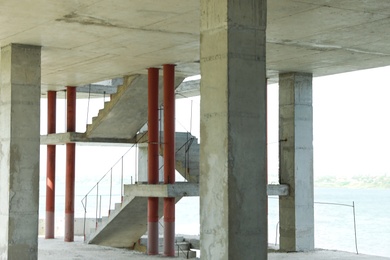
175;79;200;99
40;132;136;145
124;183;199;198
268;184;289;196
125;183;287;198
76;78;123;95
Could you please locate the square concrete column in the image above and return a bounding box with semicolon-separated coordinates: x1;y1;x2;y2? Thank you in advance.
0;44;41;259
138;146;164;183
278;72;314;252
138;144;149;183
200;1;268;259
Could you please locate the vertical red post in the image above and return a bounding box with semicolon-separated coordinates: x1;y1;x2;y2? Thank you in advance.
46;91;56;239
147;68;160;255
163;64;175;256
65;86;76;242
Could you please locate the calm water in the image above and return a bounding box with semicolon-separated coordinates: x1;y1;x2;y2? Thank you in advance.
313;187;390;258
40;187;390;258
175;187;390;258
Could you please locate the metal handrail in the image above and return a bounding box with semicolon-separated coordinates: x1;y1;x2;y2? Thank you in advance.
81;130;197;240
273;200;359;254
81;131;147;239
176;240;191;259
157;133;196;174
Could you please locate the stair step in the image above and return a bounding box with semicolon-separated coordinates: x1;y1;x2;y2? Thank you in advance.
89;227;96;234
114;202;122;211
101;216;109;226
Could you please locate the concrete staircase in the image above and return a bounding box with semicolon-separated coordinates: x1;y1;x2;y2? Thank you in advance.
86;133;200;248
84;74;200;249
86;183;199;248
86;74;184;139
87;187;166;248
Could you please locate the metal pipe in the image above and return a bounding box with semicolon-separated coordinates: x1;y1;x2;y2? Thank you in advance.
163;64;175;256
353;201;359;254
65;86;76;242
147;67;159;255
83;196;88;241
121;157;124;202
109;169;113;212
45;91;56;239
95;184;99;228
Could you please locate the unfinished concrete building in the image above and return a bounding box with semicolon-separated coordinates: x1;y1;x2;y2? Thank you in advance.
1;1;390;259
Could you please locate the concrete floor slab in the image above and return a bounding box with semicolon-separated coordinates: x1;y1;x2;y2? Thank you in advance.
4;1;390;90
38;236;388;260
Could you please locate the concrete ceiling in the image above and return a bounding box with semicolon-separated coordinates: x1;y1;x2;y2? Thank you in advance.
1;0;390;94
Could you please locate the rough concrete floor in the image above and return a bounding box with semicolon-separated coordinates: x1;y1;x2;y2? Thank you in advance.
38;236;389;260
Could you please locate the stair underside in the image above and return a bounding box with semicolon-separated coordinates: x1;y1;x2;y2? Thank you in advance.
86;74;184;139
87;183;289;247
88;196;181;248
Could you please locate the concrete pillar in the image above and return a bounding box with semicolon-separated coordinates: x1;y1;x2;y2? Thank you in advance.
65;86;76;242
200;1;268;259
0;44;41;259
278;72;314;252
46;91;57;239
138;144;148;183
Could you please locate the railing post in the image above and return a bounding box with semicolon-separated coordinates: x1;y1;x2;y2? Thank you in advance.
109;169;113;212
100;195;102;218
353;201;359;254
121;157;124;202
135;144;138;183
95;184;99;228
83;196;88;241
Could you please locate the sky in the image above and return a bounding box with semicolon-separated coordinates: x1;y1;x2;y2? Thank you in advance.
313;66;390;178
177;66;390;181
265;66;390;181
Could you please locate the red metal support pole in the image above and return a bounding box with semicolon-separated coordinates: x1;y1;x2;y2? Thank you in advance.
147;67;160;255
65;86;76;242
163;64;175;256
46;91;56;239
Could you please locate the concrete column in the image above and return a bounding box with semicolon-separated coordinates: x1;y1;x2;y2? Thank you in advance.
65;86;76;242
0;44;41;259
137;144;148;183
278;72;314;252
200;1;268;259
46;91;57;239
